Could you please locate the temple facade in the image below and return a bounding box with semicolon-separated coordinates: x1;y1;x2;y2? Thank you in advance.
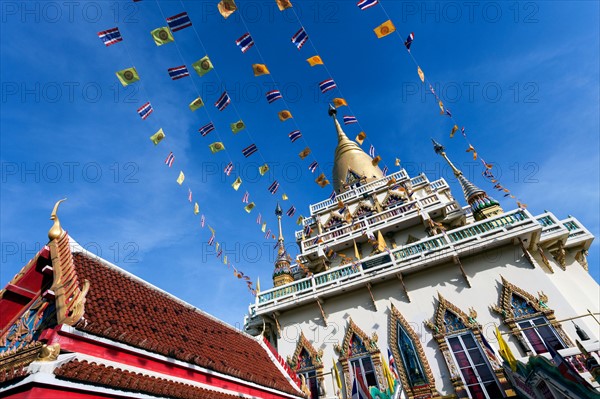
245;107;600;399
0;201;305;399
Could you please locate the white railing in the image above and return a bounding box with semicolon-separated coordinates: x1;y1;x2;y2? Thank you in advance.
309;170;409;214
257;209;537;311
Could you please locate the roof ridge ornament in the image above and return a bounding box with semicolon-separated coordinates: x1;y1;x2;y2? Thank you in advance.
48;198;67;241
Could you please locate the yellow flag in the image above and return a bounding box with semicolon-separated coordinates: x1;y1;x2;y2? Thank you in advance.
151;27;174;46
377;231;387;252
278;110;293;121
244;202;255;213
209;142;225;153
216;242;220;252
223;255;228;265
450;125;458;138
232;176;242;191
495;327;517;371
115;67;140;86
466;145;477;160
276;0;293;11
282;193;289;200
333;98;348;108
150;128;165;145
176;171;185;185
417;66;425;82
438;100;445;114
189;97;204;111
252;63;270;76
353;239;361;260
298;147;311;160
315;173;330;187
217;0;237;18
194;202;199;215
259;163;270;176
372;155;381;166
261;222;267;232
296;216;303;225
355;131;366;145
209;225;216;236
395;158;401;166
306;55;323;66
192;56;214;77
332;358;342;389
231;120;245;133
374;20;396;38
256;277;261;293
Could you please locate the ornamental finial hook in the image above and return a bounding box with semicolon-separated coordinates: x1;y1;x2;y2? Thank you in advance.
48;198;67;241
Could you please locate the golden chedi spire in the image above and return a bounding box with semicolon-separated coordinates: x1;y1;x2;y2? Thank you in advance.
273;203;294;287
48;198;67;241
431;139;503;221
329;105;383;193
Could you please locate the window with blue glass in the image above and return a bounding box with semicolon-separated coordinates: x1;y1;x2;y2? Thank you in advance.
396;322;427;388
297;348;319;399
348;334;379;389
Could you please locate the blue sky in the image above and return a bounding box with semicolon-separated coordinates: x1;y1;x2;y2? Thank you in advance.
1;1;598;327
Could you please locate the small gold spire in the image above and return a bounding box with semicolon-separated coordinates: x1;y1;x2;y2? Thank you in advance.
432;139;461;176
48;198;67;241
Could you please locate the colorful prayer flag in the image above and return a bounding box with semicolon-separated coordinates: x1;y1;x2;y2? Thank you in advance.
333;98;347;108
137;102;153;120
244;202;256;213
242;191;250;203
198;122;215;136
319;79;337;93
308;161;318;173
168;65;189;80
299;147;311;160
224;162;234;176
372;155;381;166
445;109;452;117
166;12;192;32
217;0;237;18
306;55;323;66
201;215;206;227
261;222;267;232
417;66;425;82
151;26;174;46
357;0;378;10
278;110;293;121
395;158;401;166
374;20;395;38
288;130;302;143
192;56;214;77
282;193;289;200
98;27;122;46
232;176;242;191
194;202;199;215
230;120;245;133
266;90;283;104
188;188;193;202
252;64;270;76
150;128;165;145
189;97;204;111
215;91;231;111
466;144;477;160
296;216;303;225
265;229;272;239
369;145;375;157
343;115;358;125
115;67;140;86
257;213;262;224
268;180;280;194
242;143;258;157
209;142;225;153
165;152;175;167
176;171;185;185
404;32;414;50
259;164;270;176
438;100;444;114
382;165;388;176
276;0;293;11
355;131;366;145
315;173;330;187
291;27;308;49
236;33;254;53
286;206;296;217
329;190;337;201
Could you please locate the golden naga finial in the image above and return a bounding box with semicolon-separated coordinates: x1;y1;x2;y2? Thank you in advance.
48;198;67;241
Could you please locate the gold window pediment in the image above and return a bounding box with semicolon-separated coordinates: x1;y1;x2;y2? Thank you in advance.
287;331;323;371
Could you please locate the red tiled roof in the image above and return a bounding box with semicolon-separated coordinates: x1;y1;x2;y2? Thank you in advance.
54;359;246;399
70;251;299;396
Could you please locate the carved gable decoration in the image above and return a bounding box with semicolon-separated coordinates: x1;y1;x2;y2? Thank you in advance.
490;276;550;322
382;189;407;208
351;201;374;218
389;305;438;399
287;332;323;371
323;212;344;230
345;169;363;186
426;293;478;337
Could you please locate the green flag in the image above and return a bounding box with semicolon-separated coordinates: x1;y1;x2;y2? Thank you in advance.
151;26;174;46
209;142;225;153
116;67;140;87
150;128;165;145
230;120;245;134
189;97;204;111
192;56;214;77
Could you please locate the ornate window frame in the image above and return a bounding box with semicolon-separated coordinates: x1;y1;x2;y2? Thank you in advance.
351;201;374;219
334;318;385;393
490;276;572;355
287;332;324;398
424;294;511;399
389;304;439;399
